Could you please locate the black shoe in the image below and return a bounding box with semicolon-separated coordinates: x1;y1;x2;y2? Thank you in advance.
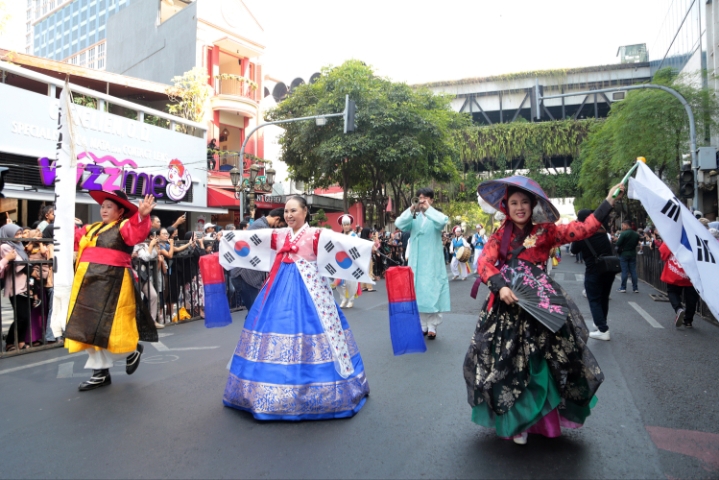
78;369;111;391
126;344;143;375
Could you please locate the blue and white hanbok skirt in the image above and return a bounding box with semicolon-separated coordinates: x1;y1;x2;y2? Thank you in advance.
223;260;370;421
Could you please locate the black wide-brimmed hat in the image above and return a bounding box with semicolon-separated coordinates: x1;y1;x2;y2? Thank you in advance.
89;189;138;216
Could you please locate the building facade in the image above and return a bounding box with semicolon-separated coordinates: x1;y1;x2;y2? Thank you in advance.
29;0;135;68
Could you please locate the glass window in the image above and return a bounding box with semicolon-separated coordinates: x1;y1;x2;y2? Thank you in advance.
87;46;95;69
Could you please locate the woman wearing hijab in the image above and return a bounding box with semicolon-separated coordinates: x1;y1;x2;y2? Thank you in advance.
464;178;624;445
64;190;157;391
0;224;31;351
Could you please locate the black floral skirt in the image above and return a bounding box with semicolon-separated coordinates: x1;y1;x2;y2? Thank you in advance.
463;283;603;437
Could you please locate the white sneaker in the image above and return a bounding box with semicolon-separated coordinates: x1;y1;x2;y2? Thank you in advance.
154;321;165;329
589;330;610;341
582;289;587;298
340;298;348;308
513;432;528;445
674;308;685;328
346;301;354;309
452;275;458;280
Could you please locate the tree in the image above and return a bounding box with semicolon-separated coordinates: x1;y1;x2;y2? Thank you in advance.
266;60;470;227
575;69;719;210
166;67;212;134
310;209;330;228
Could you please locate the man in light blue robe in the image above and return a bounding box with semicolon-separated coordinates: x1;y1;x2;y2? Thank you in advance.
395;187;450;339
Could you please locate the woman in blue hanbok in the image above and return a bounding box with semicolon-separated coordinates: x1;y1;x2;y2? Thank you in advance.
223;196;370;420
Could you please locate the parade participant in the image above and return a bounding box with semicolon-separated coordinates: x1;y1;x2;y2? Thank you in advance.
616;220;640;293
464;177;624;445
450;226;472;281
395;188;450;340
658;240;698;328
336;213;360;308
471;224;486;268
223;196;370;420
571;210;616;341
64;191;157;391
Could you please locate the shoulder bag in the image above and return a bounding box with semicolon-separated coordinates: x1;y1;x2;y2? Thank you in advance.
584;238;622;274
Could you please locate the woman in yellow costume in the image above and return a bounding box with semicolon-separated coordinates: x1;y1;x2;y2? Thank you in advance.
65;190;157;391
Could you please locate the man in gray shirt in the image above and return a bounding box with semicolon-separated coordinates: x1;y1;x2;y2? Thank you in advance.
230;208;285;312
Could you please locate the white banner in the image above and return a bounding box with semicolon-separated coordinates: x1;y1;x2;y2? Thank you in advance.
316;230;375;284
50;82;78;337
629;162;719;319
218;229;274;272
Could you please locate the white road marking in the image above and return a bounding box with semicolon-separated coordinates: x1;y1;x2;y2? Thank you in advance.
152;341;170;352
0;352;85;376
57;361;74;378
554;273;565;281
628;302;664;329
150;341;218;352
168;346;220;351
158;332;174;338
575;274;585;281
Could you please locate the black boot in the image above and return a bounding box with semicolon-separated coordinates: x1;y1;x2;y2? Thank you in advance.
78;369;111;391
126;344;143;375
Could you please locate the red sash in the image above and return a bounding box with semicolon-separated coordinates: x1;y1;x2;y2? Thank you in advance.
79;247;132;268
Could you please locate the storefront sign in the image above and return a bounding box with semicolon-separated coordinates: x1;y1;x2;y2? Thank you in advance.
0;82;207;207
37;152;193;201
256;194;285;204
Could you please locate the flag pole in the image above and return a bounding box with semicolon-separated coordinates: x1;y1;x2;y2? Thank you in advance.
613;157;647;198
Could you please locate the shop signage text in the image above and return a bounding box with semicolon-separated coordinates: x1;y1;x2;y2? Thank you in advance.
37;152;192;202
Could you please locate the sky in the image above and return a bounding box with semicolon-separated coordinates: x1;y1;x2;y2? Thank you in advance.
243;0;671;85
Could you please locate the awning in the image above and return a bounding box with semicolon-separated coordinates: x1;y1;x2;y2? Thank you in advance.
207;186;240;208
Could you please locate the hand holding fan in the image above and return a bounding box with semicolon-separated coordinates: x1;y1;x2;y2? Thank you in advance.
500;260;568;333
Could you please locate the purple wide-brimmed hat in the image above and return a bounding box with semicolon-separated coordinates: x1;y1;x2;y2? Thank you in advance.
477;176;560;223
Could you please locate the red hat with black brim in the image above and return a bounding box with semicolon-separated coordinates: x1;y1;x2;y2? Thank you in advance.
89;189;138;217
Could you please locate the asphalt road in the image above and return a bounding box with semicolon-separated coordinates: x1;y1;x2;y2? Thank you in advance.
1;256;718;479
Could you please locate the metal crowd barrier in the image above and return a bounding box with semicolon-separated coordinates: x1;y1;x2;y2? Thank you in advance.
635;245;716;324
1;238;242;358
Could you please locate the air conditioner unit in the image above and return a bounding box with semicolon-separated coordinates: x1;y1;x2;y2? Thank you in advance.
611;91;626;101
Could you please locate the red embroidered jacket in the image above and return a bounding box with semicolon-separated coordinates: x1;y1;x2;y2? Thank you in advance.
477;201;611;291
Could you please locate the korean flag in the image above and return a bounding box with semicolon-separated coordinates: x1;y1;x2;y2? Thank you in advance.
317;230;375;284
218;229;273;272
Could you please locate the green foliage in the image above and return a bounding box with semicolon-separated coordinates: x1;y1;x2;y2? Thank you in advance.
73;94;98;110
166;67;212;132
458;119;598;164
266;60;471;223
310;208;328;227
454;119;596;199
440;201;497;234
575;69;719;209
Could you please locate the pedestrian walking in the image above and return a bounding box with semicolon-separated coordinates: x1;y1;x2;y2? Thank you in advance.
395;187;450;340
471;224;486;269
223;196;370;420
616;220;640;293
571;210;616;341
64;191;157;391
464;177;624;445
450;225;471;281
336;213;360;308
658;240;699;328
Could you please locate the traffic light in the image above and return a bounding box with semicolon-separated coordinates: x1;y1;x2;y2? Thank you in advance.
529;83;544;120
679;165;695;199
343;95;356;133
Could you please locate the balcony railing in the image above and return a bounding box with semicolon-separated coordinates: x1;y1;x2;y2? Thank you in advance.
215;75;258;101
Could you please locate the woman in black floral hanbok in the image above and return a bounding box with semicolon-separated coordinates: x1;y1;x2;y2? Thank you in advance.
464;178;624;444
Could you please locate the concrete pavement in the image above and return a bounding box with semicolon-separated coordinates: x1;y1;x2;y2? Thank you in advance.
0;257;717;478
